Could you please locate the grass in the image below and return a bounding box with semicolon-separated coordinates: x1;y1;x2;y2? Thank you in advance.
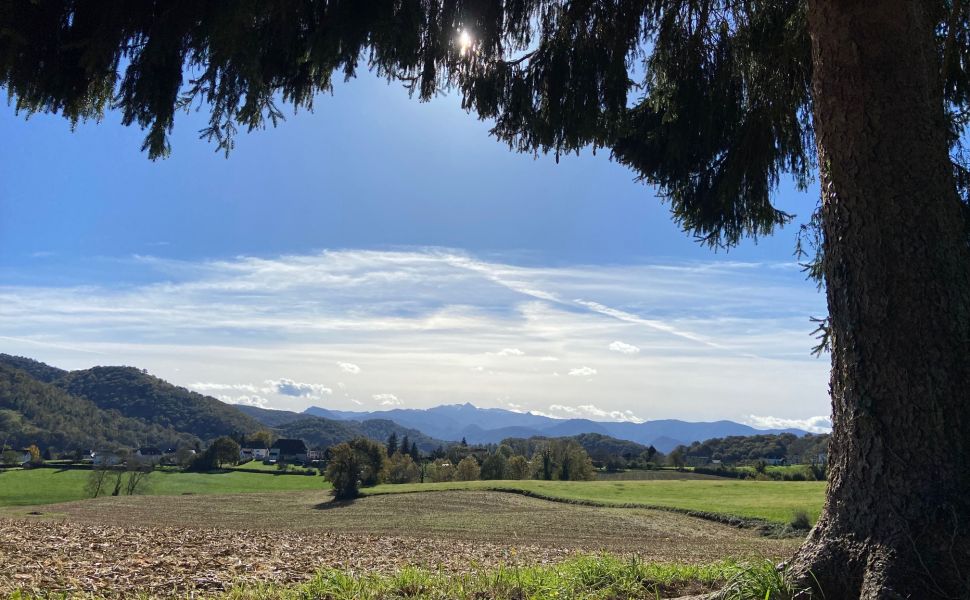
0;468;825;526
595;469;724;481
4;555;797;599
366;479;826;525
219;556;791;600
0;467;327;506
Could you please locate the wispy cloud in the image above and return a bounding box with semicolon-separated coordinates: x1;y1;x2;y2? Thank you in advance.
0;248;827;421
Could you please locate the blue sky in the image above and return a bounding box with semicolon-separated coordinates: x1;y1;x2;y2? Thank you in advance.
0;72;831;430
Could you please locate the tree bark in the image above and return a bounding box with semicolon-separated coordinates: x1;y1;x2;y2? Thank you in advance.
791;1;970;598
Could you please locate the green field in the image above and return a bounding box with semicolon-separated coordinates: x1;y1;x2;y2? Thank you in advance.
1;468;826;525
367;479;826;524
0;467;326;506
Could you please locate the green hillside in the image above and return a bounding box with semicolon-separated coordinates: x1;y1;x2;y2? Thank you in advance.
57;366;262;440
0;363;197;452
0;354;68;383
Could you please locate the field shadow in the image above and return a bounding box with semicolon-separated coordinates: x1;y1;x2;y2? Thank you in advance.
312;497;358;511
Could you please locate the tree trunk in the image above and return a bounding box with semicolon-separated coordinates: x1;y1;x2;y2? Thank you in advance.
791;1;970;598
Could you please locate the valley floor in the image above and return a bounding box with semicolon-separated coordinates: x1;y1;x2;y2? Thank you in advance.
0;490;801;598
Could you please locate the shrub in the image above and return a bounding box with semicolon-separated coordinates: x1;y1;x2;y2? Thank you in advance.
789;510;812;530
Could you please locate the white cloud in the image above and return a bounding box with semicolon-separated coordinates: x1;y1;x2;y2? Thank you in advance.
268;378;333;398
190;382;261;394
744;415;832;434
219;394;270;408
337;362;361;374
374;393;403;406
490;348;525;356
608;341;640;354
538;356;559;362
547;403;644;423
568;366;597;377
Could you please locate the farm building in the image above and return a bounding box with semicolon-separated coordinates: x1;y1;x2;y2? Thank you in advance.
268;439;308;463
240;442;269;461
134;447;163;464
92;450;123;466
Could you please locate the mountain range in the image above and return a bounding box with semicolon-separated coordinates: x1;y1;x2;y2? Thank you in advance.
0;353;810;454
303;403;809;453
0;354;445;452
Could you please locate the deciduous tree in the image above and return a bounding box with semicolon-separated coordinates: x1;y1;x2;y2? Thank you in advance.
455;456;480;481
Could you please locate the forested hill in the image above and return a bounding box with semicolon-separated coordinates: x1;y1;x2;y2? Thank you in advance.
0;362;197;452
56;366;263;441
501;432;654;463
676;432;830;463
236;406;447;452
0;353;68;383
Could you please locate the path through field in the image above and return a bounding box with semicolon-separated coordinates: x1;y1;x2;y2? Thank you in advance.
0;490;801;597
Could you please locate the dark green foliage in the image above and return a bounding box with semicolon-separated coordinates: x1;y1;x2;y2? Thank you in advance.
479;451;507;480
4;2;970;249
530;439;595;481
386;431;398;456
325;437;388;499
0;0;845;248
208;436;241;467
0;363;196;452
0;354;68;383
676;433;829;465
326;442;364;500
57;366;262;441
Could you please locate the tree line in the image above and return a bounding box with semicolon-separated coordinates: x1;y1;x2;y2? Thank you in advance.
327;435;596;500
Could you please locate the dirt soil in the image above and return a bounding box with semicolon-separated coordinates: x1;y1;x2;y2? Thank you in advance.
0;490;800;597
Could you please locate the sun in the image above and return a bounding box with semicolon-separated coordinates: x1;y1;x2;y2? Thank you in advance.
457;28;474;56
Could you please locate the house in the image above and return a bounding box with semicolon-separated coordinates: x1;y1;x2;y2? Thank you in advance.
134;447;163;464
763;457;786;466
268;439;308;464
240;442;269;461
92;450;123;466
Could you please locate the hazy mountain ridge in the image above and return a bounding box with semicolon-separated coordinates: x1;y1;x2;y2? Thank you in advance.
304;403;810;452
235;406;447;451
0;354;811;455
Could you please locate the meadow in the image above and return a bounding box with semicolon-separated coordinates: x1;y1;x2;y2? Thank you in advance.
0;468;825;525
0;466;324;506
366;479;826;525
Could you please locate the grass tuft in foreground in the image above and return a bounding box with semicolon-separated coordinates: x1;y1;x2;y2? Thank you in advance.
210;555;796;600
